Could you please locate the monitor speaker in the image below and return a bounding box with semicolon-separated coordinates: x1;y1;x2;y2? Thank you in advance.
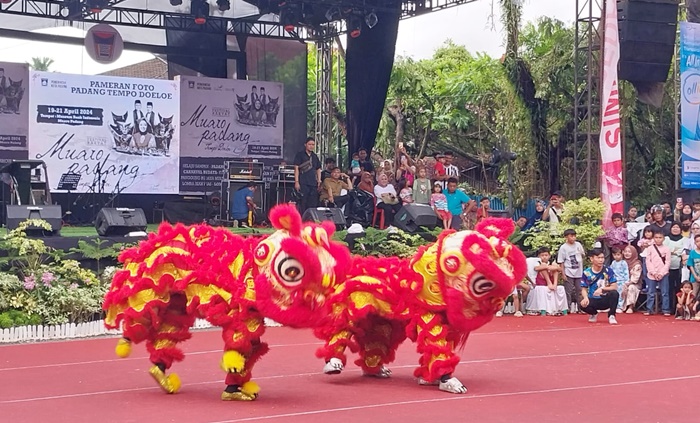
302;207;347;230
95;208;147;237
617;0;679;83
393;204;437;233
5;205;62;235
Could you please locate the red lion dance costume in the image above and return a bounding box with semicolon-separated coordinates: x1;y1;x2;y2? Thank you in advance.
105;204;525;399
103;205;350;401
314;218;526;394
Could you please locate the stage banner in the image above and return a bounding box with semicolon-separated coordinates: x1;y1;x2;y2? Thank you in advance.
178;75;283;192
599;0;624;228
28;71;180;194
681;21;700;189
0;62;29;163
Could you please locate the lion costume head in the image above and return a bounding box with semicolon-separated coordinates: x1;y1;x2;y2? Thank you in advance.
411;217;527;338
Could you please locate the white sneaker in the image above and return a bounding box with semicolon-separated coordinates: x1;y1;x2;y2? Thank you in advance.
616;309;623;314
608;315;618;325
323;357;344;375
625;308;633;314
588;314;598;323
438;377;468;394
514;311;524;318
495;310;503;317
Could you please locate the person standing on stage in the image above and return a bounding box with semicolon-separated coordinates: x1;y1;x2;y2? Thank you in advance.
294;137;322;214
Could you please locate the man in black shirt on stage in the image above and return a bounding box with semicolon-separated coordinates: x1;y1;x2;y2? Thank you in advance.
294;137;322;214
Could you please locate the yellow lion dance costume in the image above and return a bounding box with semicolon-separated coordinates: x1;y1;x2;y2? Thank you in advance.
103;204;350;400
105;204;525;399
314;218;526;394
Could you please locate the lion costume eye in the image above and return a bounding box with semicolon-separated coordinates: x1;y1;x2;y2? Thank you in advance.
470;273;495;296
276;256;305;285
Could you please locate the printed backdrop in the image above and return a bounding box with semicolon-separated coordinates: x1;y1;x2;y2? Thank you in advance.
178;75;283;192
28;71;180;194
681;21;700;189
0;62;29;164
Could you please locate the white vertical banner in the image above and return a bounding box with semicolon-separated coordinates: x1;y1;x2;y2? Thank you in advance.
599;0;624;228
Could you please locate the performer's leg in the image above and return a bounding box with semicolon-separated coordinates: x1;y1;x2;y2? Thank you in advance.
413;312;467;394
314;325;355;375
146;298;196;394
354;316;406;378
220;315;268;401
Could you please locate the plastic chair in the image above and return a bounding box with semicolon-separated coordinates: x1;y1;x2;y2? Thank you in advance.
372;199;386;230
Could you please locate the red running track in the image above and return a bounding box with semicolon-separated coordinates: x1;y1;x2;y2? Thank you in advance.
1;314;699;423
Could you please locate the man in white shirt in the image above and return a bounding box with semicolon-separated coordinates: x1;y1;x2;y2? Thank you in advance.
443;151;460;189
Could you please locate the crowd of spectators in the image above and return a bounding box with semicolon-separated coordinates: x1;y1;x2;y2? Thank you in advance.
501;195;700;323
293;138;482;230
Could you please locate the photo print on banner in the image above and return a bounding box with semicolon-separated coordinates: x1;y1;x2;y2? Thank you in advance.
28;71;180;194
0;62;29;163
178;75;284;192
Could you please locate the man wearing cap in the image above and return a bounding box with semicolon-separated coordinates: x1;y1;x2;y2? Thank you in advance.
650;205;671;236
557;228;585;312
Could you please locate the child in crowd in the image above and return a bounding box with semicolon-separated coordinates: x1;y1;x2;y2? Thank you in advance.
685;234;700;300
476;197;490;223
430;182;451;229
644;228;671;316
599;213;628;261
433;154;446;188
413;167;431;205
621;245;643;313
693;199;700;221
557;228;585;313
528;247;568;316
399;180;414;205
675;281;696;320
350;153;361;184
609;247;629;313
637;226;654;281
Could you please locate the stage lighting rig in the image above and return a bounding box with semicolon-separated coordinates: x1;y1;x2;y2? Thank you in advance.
348;14;362;38
217;0;230;12
59;0;83;20
279;2;300;33
191;0;210;24
365;10;378;29
86;0;109;13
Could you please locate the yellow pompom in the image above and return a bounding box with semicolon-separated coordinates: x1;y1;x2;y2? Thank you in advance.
115;338;132;358
221;350;246;373
167;373;182;394
240;381;260;396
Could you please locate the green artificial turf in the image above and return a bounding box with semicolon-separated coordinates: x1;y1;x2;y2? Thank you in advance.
58;224;275;238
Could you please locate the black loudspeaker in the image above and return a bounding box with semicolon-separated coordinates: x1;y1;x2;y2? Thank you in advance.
393;204;437;233
302;207;347;230
95;208;147;236
617;0;679;83
5;205;62;235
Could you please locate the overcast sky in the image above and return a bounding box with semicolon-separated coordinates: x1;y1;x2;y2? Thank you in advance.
396;0;576;59
0;0;577;74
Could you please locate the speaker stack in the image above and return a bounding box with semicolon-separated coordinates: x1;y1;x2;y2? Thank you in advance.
220;161;266;221
95;208;147;236
618;0;679;83
5;205;62;236
302;207;347;230
393;204;437;233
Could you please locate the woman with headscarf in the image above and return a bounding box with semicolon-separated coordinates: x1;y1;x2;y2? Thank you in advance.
524;200;545;230
665;222;686;311
621;244;642;313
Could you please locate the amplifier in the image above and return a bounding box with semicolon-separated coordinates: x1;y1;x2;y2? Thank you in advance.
278;165;296;182
226;161;263;181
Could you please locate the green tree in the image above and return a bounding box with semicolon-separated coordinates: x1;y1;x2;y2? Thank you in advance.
28;57;54;71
